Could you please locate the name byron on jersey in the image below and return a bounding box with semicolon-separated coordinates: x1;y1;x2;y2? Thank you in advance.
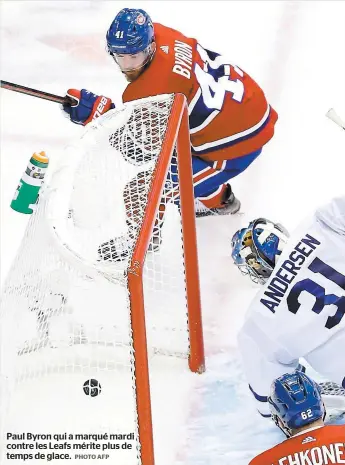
123;23;278;162
172;40;193;79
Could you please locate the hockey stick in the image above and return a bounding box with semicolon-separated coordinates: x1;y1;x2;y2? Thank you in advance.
0;80;76;105
325;108;345;130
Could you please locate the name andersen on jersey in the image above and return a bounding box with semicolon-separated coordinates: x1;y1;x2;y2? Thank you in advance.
260;234;321;313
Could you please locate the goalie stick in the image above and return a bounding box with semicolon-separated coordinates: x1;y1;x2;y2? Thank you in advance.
325;108;345;131
0;80;77;106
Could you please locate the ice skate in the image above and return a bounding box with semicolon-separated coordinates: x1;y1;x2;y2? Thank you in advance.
196;184;241;217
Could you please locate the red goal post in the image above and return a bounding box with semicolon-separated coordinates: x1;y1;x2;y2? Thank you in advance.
128;93;205;465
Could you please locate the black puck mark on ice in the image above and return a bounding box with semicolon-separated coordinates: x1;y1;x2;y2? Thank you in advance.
83;379;102;397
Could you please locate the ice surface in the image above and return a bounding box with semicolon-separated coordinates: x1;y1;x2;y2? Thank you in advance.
1;2;345;464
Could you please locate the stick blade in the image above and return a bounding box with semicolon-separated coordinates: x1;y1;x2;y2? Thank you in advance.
326;108;345;130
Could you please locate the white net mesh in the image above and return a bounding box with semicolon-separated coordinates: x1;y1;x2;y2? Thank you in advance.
0;94;192;465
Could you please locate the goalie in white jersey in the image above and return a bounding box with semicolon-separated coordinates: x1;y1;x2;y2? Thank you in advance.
232;197;345;417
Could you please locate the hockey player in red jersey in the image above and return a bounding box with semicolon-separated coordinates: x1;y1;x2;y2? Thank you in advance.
249;372;345;465
62;8;278;218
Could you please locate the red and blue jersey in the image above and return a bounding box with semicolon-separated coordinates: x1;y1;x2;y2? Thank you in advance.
249;425;345;465
123;23;278;162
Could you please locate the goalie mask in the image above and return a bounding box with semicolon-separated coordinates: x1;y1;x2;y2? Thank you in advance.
231;218;289;284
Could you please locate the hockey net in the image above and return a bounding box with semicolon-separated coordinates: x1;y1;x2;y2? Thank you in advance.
0;94;204;465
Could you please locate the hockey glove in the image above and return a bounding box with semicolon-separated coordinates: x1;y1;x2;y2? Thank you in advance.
63;89;115;126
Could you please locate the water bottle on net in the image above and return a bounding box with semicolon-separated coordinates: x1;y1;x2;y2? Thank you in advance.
10;151;49;214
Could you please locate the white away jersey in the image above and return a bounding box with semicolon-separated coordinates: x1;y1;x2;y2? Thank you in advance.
238;196;345;416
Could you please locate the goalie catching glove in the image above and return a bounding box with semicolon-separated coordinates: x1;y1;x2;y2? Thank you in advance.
63;89;115;125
